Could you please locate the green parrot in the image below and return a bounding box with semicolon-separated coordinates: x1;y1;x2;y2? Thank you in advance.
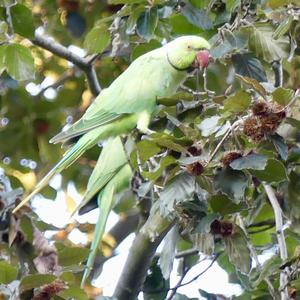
12;35;211;213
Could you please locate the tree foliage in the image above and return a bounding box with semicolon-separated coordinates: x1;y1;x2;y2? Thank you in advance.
1;0;300;299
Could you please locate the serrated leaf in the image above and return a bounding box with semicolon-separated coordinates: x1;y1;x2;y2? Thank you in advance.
108;0;145;3
0;45;6;75
251;158;287;183
20;215;33;243
232;54;267;83
269;134;288;161
150;133;187;153
235;74;267;97
286;117;300;130
142;155;176;181
84;25;110;54
254;255;281;286
272;87;294;106
226;0;241;11
159;225;179;280
215;168;248;202
159;173;196;216
230;154;268;170
20;274;56;293
4;44;35;81
58;247;89;266
136;7;158;41
0;261;18;284
210;31;247;58
224;226;251;274
273;15;293;39
223;90;251;113
126;5;144;34
198;116;221;137
288;171;300;220
0;21;8;42
246;23;290;62
195;213;219;234
136;140;161;164
210;194;245;215
181;2;212;30
11;4;35;38
58;286;88;300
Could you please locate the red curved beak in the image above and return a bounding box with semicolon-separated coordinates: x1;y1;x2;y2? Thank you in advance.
195;50;212;69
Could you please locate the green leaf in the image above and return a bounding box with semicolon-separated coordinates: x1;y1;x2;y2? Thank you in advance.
20;215;33;243
173;294;197;300
20;274;56;292
272;87;294;106
11;4;35;38
232;54;267;83
251;159;287;183
210;194;246;215
157;92;194;106
4;44;35;81
223;90;251;113
224;226;251;274
226;0;241;11
159;226;179;280
246;23;290;62
0;45;6;75
0;0;16;7
254;255;281;286
269;134;288;161
131;39;160;60
58;247;89;266
142;156;176;181
288;171;300;220
230;154;268;170
108;0;145;3
136;7;158;41
150;133;187;153
195;213;219;234
136;140;161;164
126;5;144;34
198;116;221;137
0;261;18;284
236;75;267;97
0;21;8;42
286;117;300;130
210;31;247;58
84;25;110;54
273;15;293;39
58;286;88;300
181;2;213;30
215;168;248;202
159;173;196;216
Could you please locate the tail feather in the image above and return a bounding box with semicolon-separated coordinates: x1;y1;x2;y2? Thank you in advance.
13;127;107;213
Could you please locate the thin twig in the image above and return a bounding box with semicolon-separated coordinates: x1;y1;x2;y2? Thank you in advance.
36;69;75;96
167;259;189;300
32;32;101;96
206;119;243;165
170;254;220;290
175;248;199;259
263;184;289;300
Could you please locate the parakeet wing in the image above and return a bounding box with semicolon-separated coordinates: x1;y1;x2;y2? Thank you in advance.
51;48;184;144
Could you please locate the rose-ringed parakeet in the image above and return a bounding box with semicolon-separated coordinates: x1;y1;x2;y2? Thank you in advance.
12;35;211;214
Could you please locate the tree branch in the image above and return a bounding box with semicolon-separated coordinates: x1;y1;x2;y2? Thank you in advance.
113;208;175;300
263;184;288;300
32;32;101;97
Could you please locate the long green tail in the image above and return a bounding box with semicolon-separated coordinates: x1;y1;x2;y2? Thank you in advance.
13;127;109;213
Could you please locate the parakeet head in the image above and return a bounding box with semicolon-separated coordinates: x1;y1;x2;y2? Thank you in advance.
165;35;211;71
